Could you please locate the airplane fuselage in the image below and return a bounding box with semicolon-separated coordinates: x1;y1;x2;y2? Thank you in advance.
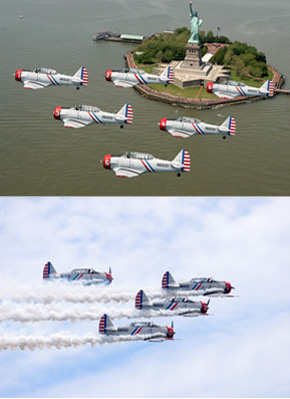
54;106;131;127
58;271;111;283
43;264;112;284
110;71;165;85
15;67;87;89
136;291;208;314
207;80;274;99
105;67;174;87
173;279;231;294
99;319;174;341
103;151;190;178
159;117;236;138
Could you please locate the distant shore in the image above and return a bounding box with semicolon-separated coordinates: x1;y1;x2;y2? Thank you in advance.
125;47;284;109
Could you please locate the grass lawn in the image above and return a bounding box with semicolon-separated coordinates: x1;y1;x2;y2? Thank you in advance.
135;65;157;74
147;83;217;99
230;69;274;87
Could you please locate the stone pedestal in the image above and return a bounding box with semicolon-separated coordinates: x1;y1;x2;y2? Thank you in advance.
181;43;202;69
153;41;231;89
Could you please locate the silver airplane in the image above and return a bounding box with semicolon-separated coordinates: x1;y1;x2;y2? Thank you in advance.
159;116;236;139
102;149;191;178
162;271;233;296
14;66;88;90
43;261;113;284
53;103;133;129
207;79;274;99
105;66;174;88
99;314;175;342
135;289;209;317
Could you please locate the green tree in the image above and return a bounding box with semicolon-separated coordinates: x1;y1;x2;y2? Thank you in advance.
161;49;174;63
234;57;245;76
211;46;228;64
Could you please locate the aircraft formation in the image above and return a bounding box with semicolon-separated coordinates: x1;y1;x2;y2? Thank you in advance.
0;265;235;350
40;264;235;343
14;60;276;180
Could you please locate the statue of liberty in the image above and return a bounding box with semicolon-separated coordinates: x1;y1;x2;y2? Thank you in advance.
188;1;203;44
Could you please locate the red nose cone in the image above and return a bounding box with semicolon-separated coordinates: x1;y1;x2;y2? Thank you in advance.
105;273;113;283
167;327;175;339
15;69;22;82
53;106;62;120
105;70;112;82
225;282;232;294
103;154;111;170
201;302;208;314
207;82;213;93
159;118;167;131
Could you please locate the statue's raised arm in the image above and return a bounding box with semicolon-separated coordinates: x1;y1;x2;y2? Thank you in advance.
188;1;203;44
189;1;194;17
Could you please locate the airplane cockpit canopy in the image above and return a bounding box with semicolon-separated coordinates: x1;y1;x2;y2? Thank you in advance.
228;80;246;87
74;105;100;112
129;68;145;75
88;269;101;274
175;116;201;124
131;321;157;328
71;268;100;274
190;277;214;283
173;297;190;303
33;68;57;75
125;151;154;160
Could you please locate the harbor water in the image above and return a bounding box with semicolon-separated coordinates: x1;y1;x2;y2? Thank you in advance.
1;0;290;195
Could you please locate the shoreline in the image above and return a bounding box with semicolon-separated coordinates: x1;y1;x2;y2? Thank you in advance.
125;48;284;109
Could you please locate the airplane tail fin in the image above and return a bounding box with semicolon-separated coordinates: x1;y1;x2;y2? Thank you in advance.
172;149;191;172
260;79;274;97
73;66;88;86
162;271;176;289
161;66;174;83
135;290;150;309
220;116;236;136
117;104;133;124
99;314;114;334
43;261;57;279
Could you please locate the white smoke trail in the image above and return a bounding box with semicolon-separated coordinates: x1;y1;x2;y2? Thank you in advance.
0;333;160;351
0;283;167;304
0;302;184;323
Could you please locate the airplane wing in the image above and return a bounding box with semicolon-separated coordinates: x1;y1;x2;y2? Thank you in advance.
63;119;91;129
214;91;238;99
113;168;141;178
202;288;226;297
180;310;203;317
167;129;191;138
23;80;50;90
144;335;167;342
113;80;136;88
84;279;106;285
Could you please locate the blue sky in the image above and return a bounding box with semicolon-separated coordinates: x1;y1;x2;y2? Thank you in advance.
0;197;290;398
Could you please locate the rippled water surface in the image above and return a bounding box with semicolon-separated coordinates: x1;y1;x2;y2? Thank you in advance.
1;0;290;195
